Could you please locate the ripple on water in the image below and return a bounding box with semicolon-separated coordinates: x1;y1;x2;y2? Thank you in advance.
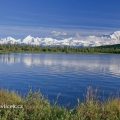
0;53;120;107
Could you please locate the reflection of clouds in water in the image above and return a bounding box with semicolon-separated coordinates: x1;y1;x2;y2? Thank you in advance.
22;56;33;67
0;53;120;77
109;64;120;77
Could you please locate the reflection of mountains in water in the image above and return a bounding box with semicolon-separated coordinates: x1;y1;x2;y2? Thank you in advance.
0;53;120;77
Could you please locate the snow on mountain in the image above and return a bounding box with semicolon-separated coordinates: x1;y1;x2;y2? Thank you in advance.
22;35;34;44
110;31;120;40
0;37;21;44
0;31;120;47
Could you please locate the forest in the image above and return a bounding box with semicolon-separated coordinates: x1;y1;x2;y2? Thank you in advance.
0;44;120;53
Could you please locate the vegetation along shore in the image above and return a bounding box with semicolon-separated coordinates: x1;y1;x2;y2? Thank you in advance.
0;44;120;54
0;87;120;120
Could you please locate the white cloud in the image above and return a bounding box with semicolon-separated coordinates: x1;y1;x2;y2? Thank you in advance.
0;24;118;39
50;31;68;36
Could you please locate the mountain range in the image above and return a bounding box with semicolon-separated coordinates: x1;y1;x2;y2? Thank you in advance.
0;31;120;47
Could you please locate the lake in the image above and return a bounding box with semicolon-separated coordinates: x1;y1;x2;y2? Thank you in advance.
0;53;120;107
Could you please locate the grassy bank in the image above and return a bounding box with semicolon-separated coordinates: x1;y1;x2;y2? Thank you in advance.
0;87;120;120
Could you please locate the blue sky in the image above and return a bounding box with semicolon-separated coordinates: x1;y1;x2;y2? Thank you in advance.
0;0;120;38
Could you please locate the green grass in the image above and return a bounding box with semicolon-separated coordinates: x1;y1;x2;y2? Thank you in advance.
0;87;120;120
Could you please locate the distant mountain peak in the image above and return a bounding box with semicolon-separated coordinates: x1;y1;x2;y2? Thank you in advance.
6;36;15;39
1;31;120;46
110;31;120;40
25;35;33;39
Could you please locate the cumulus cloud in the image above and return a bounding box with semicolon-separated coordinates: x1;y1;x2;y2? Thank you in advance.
50;31;68;36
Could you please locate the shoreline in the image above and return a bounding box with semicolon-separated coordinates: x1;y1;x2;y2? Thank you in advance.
0;44;120;54
0;87;120;119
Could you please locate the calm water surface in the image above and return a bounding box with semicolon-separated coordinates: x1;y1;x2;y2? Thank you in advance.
0;53;120;107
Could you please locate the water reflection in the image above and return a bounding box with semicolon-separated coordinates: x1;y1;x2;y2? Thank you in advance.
0;53;120;77
0;54;21;65
0;53;120;106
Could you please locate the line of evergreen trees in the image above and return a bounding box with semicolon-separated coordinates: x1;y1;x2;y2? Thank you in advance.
0;44;120;53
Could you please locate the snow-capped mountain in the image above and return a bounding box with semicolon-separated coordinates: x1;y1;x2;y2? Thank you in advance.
0;31;120;47
0;37;21;44
110;31;120;40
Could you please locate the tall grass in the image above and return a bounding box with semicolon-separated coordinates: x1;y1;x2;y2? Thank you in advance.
0;87;120;120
